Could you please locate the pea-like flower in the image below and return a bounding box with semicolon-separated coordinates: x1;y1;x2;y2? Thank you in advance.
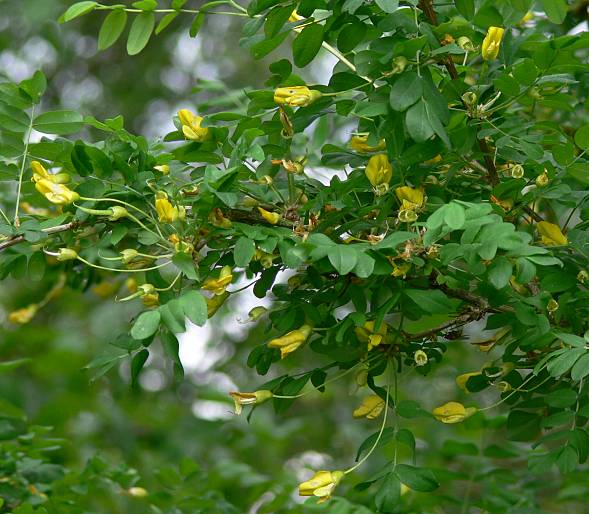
34;178;79;205
31;160;70;184
353;394;385;419
258;207;281;225
349;134;386;153
229;390;273;415
177;109;211;142
395;186;425;212
536;170;549;187
298;470;344;504
354;320;387;350
274;86;322;107
432;401;476;424
481;26;504;61
268;324;313;358
365;154;392;192
414;350;428;366
8;304;38;324
154;164;170;174
202;265;233;295
155;192;179;223
537;221;567;246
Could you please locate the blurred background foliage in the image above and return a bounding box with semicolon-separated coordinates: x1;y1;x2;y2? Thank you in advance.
1;1;589;513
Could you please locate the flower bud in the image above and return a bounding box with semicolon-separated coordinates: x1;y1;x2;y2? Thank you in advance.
481;26;504;61
229;390;273;415
536;170;549;187
510;164;524;179
365;154;393;191
154;164;170;174
461;91;477;107
457;36;475;52
299;470;344;504
268;324;313;358
432;401;477;424
108;206;129;221
57;248;78;261
391;56;408;74
138;283;156;295
258;207;281;225
578;270;589;283
274;86;322;107
120;249;139;264
127;487;148;497
547;298;559;313
8;304;38;324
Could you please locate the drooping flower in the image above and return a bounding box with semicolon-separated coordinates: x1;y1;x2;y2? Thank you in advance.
353;395;385;419
177;109;211;142
268;324;313;358
537;221;567;246
481;26;504;61
31;161;70;184
298;470;344;504
432;401;476;424
8;304;38;324
155;192;179;223
229;390;273;415
456;372;482;392
365;154;392;192
414;350;428;366
349;134;386;153
354;320;387;350
536;170;549;187
395;186;425;212
34;179;79;205
274;86;322;107
202;266;233;295
258;207;281;225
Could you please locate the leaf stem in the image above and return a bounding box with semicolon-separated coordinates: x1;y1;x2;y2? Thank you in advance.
14;105;35;227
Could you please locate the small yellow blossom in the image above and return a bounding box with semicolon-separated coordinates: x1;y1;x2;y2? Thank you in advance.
365;154;392;192
155;192;179;223
353;395;385;419
547;298;559;313
578;270;589;283
536;170;549;187
154;164;170;174
456;372;482;392
457;36;475;52
258;207;281;225
391;56;408;74
537;221;567;246
31;161;70;184
481;26;504;61
177;109;211;142
35;178;79;205
229;390;273;415
355;321;387;350
414;350;428;366
289;9;305;32
349;134;386;153
268;324;313;358
274;86;322;107
299;470;344;504
8;304;38;324
142;292;159;307
391;261;411;277
510;164;524;179
206;291;229;317
209;208;232;229
120;249;139;264
395;186;425;212
202;265;233;295
432;401;476;424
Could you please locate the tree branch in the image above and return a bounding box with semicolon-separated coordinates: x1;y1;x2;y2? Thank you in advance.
0;221;79;252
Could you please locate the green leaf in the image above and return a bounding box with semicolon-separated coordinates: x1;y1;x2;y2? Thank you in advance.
444;202;466;230
132;0;158;9
292;23;324;67
355;427;396;461
574;125;589;150
0;358;30;374
406;99;434;142
234;237;256;267
60;1;97;23
390;72;423;111
172;252;198;280
376;231;416;249
131;310;161;340
375;473;401;511
131;349;149;386
354;252;375;278
547;348;586;377
488;257;513;289
545;388;577;408
404;289;455;314
455;0;474;18
395;464;439;492
33;110;83;135
189;12;205;37
179;290;208;327
328;245;358;275
571;353;589;382
156;11;179;35
161;331;184;381
127;11;155;55
159;300;186;334
98;9;127;50
19;70;46;103
539;0;567;24
375;0;399;13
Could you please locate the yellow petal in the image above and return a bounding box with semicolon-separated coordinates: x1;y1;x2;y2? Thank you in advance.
537;221;567;246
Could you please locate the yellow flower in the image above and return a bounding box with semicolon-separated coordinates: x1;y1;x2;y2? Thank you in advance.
142;292;160;307
414;350;428;366
8;304;38;324
353;395;385;419
154;164;170;174
209;208;232;229
229;390;273;415
395;186;425;211
299;470;344;504
202;265;233;295
155;192;179;223
258;207;281;225
456;372;482;392
178;109;211;142
432;401;476;424
537;221;567;246
536;170;549;187
274;86;322;107
355;320;387;350
289;9;305;32
206;291;229;317
392;261;411;278
481;26;504;61
268;324;313;358
349;134;386;153
31;161;70;184
34;178;79;205
365;154;392;191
